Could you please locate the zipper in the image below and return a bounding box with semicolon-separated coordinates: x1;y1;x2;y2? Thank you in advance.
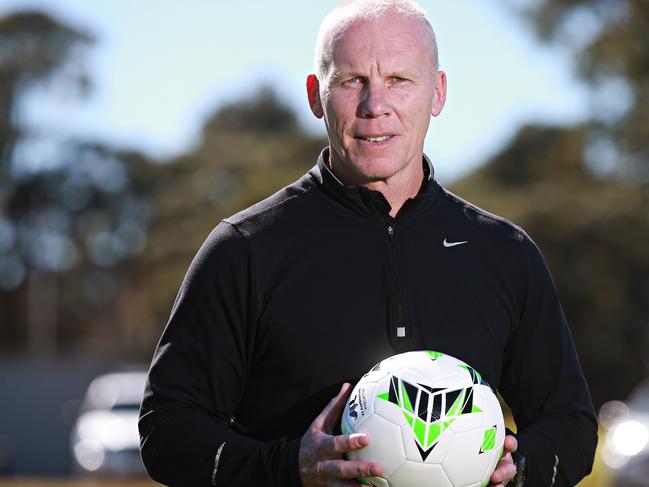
386;223;406;340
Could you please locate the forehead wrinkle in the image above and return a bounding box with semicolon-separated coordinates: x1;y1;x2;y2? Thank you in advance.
329;28;433;82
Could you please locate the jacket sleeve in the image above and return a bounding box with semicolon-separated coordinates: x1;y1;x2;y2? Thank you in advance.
138;221;302;487
499;235;598;487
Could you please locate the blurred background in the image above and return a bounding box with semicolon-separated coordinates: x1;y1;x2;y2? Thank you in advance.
0;0;648;485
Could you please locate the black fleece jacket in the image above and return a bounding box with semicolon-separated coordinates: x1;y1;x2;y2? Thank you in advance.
139;149;597;486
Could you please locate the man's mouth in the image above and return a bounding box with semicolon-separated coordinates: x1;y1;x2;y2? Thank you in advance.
357;135;394;143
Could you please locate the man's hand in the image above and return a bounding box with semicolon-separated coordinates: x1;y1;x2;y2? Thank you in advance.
489;434;518;486
299;383;384;487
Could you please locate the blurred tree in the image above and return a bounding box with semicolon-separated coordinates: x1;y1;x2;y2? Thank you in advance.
0;11;155;356
118;88;327;353
0;11;92;181
497;0;649;404
506;0;649;182
0;10;326;359
452;126;649;407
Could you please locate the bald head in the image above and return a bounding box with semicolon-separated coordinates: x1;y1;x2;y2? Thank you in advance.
314;0;439;83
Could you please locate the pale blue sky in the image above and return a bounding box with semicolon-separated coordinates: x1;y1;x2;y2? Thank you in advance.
1;0;590;182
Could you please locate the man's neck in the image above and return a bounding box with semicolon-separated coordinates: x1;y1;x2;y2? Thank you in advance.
362;167;424;218
326;154;425;218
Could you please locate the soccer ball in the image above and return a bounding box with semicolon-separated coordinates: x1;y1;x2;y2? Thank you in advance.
341;351;505;487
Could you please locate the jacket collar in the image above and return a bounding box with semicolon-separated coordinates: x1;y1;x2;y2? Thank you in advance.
308;147;441;221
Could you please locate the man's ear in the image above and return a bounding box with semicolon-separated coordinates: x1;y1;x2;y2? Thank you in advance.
306;74;324;119
431;70;447;117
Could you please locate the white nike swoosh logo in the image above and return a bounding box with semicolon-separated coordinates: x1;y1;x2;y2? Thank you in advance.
443;238;468;248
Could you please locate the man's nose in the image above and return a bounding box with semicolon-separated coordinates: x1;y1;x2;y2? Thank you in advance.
358;81;392;118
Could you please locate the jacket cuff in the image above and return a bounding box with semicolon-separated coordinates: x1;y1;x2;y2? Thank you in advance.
516;434;558;486
288;437;303;487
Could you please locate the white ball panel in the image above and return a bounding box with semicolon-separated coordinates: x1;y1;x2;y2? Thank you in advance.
347;414;406;478
377;354;414;374
389;367;434;388
444;429;497;486
344;380;379;430
374;391;406;424
421;375;473;390
400;421;454;465
474;386;505;425
357;371;384;385
389;460;453;487
448;411;482;433
482;451;501;487
469;385;506;482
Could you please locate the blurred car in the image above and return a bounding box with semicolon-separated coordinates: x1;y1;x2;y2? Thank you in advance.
70;371;147;476
600;380;649;487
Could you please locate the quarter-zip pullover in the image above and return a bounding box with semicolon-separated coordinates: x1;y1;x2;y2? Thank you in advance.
139;149;597;486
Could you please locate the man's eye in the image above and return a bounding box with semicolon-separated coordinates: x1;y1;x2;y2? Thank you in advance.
392;76;408;83
344;77;361;85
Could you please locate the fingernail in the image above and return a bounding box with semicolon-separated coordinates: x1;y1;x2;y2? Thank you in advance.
350;433;368;446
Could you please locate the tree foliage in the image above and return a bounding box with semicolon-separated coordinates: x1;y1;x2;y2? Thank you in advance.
0;11;92;178
0;8;326;357
119;89;327;351
455;0;649;406
0;11;155;355
452;125;649;407
508;0;649;182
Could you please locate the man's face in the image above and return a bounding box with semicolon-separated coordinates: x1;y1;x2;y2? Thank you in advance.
308;14;446;186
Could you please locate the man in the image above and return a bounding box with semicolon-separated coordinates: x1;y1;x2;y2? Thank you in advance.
139;1;598;486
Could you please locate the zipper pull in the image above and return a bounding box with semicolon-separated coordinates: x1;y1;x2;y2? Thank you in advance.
387;225;394;239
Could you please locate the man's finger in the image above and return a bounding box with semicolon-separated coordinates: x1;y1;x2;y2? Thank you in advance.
503;434;518;453
322;433;370;456
316;458;383;479
490;452;517;485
